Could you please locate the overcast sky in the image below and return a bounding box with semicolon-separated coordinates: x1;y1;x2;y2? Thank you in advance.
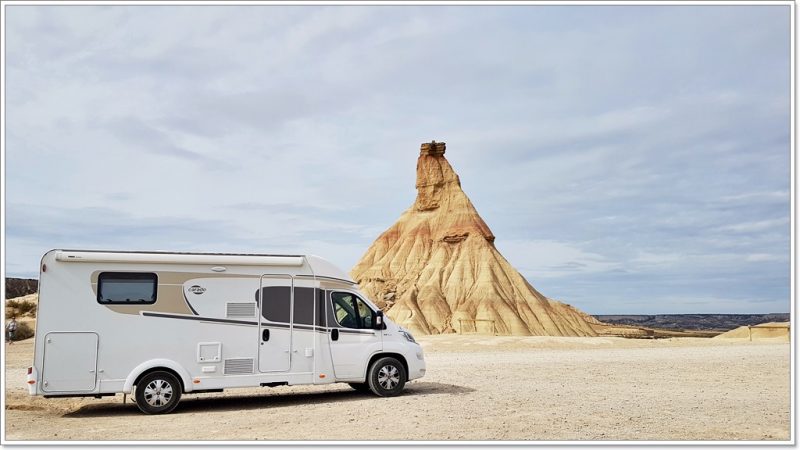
3;4;791;314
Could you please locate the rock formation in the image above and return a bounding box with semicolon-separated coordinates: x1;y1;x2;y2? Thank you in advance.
352;141;598;336
713;322;790;340
5;278;38;299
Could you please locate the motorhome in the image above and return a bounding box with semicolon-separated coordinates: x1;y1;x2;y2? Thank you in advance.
27;250;426;414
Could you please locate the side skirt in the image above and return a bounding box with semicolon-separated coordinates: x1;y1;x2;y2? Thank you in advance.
43;393;116;399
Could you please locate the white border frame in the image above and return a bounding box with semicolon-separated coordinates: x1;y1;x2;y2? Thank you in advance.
0;0;794;446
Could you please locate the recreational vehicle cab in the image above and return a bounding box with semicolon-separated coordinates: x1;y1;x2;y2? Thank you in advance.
27;250;426;414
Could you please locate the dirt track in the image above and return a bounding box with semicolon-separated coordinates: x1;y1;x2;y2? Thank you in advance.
3;336;791;442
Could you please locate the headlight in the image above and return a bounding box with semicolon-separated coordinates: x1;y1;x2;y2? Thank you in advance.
399;330;416;343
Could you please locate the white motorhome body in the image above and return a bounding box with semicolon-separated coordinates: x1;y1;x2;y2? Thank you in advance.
28;250;425;414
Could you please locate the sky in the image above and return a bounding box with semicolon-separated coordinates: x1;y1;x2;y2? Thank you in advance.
3;4;792;315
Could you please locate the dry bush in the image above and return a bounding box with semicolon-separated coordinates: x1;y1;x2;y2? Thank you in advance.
9;322;34;341
6;299;36;317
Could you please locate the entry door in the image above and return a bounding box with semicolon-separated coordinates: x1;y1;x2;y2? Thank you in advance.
258;276;293;372
328;291;382;380
42;332;98;392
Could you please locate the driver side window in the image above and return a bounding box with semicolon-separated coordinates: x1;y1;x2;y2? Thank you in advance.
331;292;373;329
356;298;373;329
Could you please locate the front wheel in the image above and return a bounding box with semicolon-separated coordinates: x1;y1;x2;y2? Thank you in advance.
367;357;406;397
134;371;182;414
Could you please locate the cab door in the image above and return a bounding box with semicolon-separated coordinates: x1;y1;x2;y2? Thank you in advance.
327;291;382;380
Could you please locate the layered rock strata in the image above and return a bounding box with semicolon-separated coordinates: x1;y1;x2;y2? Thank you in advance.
352;141;598;336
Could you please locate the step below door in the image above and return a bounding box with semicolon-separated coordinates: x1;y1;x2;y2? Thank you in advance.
42;332;98;392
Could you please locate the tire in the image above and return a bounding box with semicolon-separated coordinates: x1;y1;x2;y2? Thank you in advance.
348;382;371;393
367;357;406;397
134;371;182;414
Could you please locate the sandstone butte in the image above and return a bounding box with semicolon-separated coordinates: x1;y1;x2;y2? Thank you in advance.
352;141;599;336
713;322;790;340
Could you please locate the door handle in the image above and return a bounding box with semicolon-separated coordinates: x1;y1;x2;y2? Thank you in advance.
331;329;339;341
262;329;270;342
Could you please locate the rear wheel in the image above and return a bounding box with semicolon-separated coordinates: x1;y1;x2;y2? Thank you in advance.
367;357;406;397
134;371;182;414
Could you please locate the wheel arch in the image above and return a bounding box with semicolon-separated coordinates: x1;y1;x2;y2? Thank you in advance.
123;359;192;394
365;352;408;380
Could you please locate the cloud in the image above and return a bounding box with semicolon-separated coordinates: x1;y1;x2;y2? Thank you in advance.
745;253;787;263
103;117;222;164
721;190;789;203
719;218;790;233
497;239;621;279
3;5;791;315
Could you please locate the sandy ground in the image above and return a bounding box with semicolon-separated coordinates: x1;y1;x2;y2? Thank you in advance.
3;335;791;442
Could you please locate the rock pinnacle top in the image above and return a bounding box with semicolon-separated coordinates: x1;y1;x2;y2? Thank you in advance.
420;140;446;156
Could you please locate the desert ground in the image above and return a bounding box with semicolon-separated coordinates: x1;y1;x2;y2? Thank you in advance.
4;335;790;442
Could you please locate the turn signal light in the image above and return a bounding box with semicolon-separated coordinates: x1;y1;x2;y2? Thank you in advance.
319;374;326;379
27;380;35;385
193;379;201;384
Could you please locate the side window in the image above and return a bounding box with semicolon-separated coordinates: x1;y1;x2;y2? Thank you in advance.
257;287;321;325
97;272;157;304
293;287;315;326
332;292;359;328
331;292;374;329
356;298;373;329
259;286;291;323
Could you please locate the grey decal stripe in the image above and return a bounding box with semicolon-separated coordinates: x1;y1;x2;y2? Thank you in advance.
142;312;257;326
141;311;374;334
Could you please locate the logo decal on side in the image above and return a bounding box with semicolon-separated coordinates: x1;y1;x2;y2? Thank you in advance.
188;285;206;295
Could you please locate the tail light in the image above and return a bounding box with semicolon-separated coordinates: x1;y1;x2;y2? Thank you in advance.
27;367;32;375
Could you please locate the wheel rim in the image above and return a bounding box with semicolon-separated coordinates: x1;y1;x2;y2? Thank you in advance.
143;379;174;407
377;364;400;390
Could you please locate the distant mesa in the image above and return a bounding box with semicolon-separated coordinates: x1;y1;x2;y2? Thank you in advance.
351;141;598;336
5;278;37;299
714;322;790;340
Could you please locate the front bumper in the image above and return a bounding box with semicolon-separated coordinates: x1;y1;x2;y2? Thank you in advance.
407;346;426;380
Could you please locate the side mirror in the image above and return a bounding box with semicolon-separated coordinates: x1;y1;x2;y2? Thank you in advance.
374;311;384;330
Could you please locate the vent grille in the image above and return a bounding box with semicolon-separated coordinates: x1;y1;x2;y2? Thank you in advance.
226;302;256;318
224;358;254;375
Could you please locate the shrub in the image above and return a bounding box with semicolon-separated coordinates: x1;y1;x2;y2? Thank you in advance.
10;321;35;341
6;299;36;317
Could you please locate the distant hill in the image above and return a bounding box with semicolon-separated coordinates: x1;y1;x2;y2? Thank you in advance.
714;321;789;340
5;278;38;299
594;314;790;332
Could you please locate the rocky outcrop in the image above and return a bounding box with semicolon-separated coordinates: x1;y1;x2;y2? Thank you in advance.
713;322;790;340
5;278;38;299
352;141;598;336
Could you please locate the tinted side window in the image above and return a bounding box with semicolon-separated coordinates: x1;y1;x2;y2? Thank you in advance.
330;292;374;329
317;289;327;327
332;292;359;328
257;287;322;325
97;272;157;304
259;286;291;323
293;287;315;326
356;298;373;329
